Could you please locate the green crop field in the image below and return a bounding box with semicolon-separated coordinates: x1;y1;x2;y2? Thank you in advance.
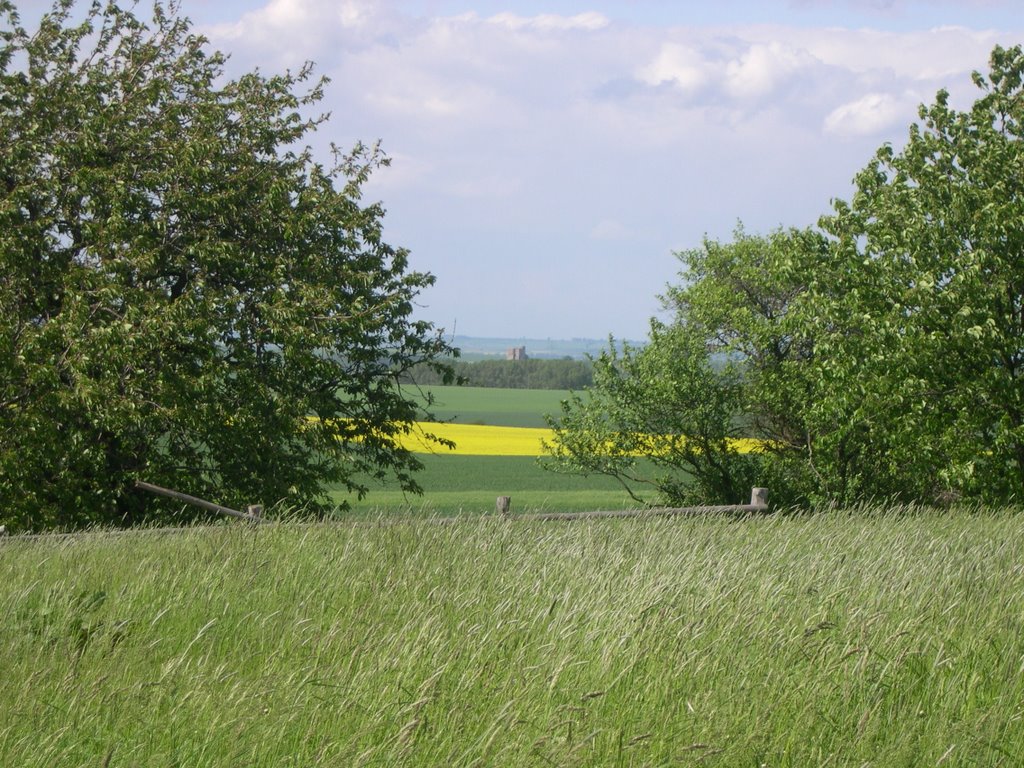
330;385;668;516
4;508;1023;766
333;455;658;516
412;385;569;428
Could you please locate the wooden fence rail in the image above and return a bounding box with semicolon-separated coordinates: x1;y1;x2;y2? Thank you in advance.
496;487;769;521
134;481;264;523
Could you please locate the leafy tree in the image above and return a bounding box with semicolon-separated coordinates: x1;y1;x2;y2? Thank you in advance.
818;43;1024;502
663;226;824;451
0;0;456;531
548;44;1024;507
545;226;823;506
544;323;757;506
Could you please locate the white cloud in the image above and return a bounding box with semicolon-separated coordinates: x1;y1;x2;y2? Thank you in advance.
637;43;711;93
363;64;498;122
254;0;366;29
761;25;1004;82
335;0;366;27
486;12;609;32
204;0;399;64
823;91;911;136
724;41;817;100
192;1;1021;336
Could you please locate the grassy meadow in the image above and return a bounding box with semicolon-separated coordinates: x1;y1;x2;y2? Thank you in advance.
7;384;1022;765
3;509;1024;766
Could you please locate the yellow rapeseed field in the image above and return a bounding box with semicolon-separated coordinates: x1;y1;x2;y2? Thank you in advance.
403;422;767;457
404;422;552;456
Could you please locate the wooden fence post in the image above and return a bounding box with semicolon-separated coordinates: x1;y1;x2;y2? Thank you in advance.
750;487;768;508
496;496;511;517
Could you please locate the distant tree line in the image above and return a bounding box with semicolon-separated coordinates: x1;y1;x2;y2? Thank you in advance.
407;358;593;390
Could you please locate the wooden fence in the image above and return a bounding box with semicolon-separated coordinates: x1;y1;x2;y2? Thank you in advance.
495;487;769;521
0;487;770;541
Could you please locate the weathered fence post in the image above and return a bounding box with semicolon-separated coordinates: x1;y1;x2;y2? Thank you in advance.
750;487;768;508
496;496;511;517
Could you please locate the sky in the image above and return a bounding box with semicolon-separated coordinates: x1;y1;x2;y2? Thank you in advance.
15;0;1024;339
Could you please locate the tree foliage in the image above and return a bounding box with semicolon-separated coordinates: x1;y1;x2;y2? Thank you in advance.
546;226;823;506
818;44;1024;501
547;45;1024;507
544;322;760;506
0;0;455;530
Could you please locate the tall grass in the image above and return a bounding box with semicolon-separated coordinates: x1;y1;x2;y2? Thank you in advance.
3;507;1023;766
